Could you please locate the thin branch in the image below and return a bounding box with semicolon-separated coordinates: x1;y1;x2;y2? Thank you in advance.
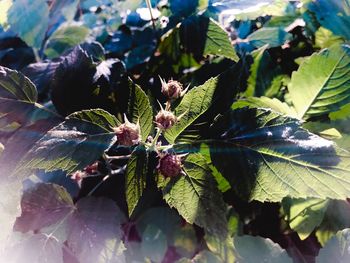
145;0;156;30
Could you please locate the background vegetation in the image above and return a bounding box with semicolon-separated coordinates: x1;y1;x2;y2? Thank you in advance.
1;0;350;262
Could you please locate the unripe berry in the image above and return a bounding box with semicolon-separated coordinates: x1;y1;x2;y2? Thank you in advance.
113;117;141;146
158;153;182;177
160;78;184;99
155;110;177;130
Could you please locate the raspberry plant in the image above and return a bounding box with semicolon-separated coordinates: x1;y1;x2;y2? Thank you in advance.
1;0;350;262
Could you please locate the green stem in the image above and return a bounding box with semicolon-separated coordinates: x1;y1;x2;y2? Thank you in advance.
147;128;162;152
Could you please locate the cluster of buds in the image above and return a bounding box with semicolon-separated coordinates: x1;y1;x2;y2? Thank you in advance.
113;115;141;146
157;152;184;178
160;77;188;100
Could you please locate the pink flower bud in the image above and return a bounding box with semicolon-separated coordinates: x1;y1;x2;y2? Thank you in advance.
155;109;177;130
113;116;141;146
160;77;185;99
158;153;182;177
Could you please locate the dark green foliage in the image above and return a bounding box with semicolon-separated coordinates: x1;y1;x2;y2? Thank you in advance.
1;1;350;262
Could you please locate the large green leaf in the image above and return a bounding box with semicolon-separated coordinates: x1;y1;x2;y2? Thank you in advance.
157;153;228;236
289;44;350;119
6;183;126;263
210;108;350;202
127;79;153;142
164;65;240;144
234;235;293;263
247;27;292;48
316;228;350;262
66;197;126;263
16;109;118;176
45;25;90;58
125;145;148;217
7;0;49;48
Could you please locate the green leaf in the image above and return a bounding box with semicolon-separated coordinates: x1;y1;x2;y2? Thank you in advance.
14;183;74;233
49;0;79;26
316;228;350;262
179;15;239;62
204;207;239;262
289;44;350;119
308;0;350;40
234;235;293;263
164;65;239;144
232;96;297;117
247;27;292;48
201;18;238;61
127;79;153;142
199;144;231;192
125;145;148;217
140;224;167;262
17;109;118;176
0;65;37;103
7;0;49;48
45;25;90;58
210;108;350;202
265;74;291;98
157;153;228;236
234;0;290;21
329;103;350;121
66;197;126;263
172;224;198;258
282;198;329;240
315;27;345;49
136;207;182;239
283;198;350;245
246;46;282;97
132;207;191;261
316;200;350;246
0;66;56;131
